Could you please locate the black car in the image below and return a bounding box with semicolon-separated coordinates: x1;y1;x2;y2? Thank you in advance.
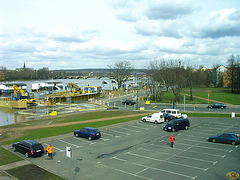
12;140;44;158
122;100;136;105
163;113;176;122
208;103;226;109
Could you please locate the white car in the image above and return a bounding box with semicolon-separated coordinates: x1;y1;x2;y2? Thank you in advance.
142;113;164;124
161;109;188;119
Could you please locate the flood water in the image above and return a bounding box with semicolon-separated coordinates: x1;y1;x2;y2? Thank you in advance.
0;78;138;126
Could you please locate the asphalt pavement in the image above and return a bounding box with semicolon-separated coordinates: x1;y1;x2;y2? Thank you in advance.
4;116;240;180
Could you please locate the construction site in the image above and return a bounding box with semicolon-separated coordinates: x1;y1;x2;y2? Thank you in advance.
0;82;103;109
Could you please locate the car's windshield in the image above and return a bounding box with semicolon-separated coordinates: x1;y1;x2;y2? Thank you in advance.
93;129;100;133
167;121;176;125
32;144;43;150
233;134;240;138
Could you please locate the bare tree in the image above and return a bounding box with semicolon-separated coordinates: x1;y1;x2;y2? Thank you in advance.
108;61;134;89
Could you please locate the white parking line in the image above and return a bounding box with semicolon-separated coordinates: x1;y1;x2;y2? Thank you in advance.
185;131;211;136
125;152;208;171
176;142;232;152
179;138;235;148
138;147;217;164
137;123;158;128
179;134;207;139
97;162;153;180
118;127;140;132
110;156;127;162
59;140;82;148
108;129;131;135
43;143;65;152
101;132;121;138
133;162;197;180
128;125;149;130
150;144;225;158
73;137;95;145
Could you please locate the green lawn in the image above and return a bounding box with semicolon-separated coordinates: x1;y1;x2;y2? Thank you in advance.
6;164;65;180
147;88;240;105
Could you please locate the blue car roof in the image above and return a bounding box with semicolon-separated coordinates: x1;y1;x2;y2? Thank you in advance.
83;127;98;130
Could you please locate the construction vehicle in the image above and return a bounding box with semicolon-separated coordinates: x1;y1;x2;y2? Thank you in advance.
70;82;82;93
12;85;37;106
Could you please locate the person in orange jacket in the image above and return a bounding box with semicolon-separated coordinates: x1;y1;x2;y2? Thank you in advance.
169;134;175;148
46;144;53;159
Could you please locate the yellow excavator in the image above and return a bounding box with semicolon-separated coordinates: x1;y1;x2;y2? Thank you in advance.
70;82;82;93
12;85;37;106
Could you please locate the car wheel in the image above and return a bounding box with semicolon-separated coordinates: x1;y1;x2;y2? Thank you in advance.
185;126;189;130
172;128;175;132
212;139;216;143
88;136;92;141
231;141;236;145
142;118;146;122
154;121;158;124
25;152;29;158
75;133;79;137
221;106;223;109
211;106;213;109
13;146;16;152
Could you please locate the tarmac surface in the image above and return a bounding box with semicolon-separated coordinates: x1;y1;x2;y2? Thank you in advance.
2;117;240;180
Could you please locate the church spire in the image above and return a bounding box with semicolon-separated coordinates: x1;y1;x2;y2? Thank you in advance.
23;62;26;69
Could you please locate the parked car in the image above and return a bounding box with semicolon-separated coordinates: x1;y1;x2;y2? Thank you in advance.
208;133;240;145
164;113;176;122
122;100;136;105
208;103;226;109
142;113;164;124
74;127;101;140
163;119;190;132
12;140;44;158
161;109;188;119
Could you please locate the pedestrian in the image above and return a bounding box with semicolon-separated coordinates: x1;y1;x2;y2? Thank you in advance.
169;134;175;148
46;144;53;159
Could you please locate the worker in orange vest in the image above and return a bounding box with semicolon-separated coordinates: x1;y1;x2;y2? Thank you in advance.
46;144;53;159
169;134;175;148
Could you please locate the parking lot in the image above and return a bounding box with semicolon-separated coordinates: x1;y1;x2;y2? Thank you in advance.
10;117;240;180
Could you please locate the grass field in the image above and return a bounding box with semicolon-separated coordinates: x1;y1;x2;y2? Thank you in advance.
6;164;65;180
148;88;240;105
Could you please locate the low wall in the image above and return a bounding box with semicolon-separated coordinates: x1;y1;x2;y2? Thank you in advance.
0;100;27;109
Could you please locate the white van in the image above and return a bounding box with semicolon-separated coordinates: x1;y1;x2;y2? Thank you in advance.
142;112;164;124
161;109;188;119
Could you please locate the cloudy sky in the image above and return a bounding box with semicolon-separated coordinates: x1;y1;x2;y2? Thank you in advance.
0;0;240;70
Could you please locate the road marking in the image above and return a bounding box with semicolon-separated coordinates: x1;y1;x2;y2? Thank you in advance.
97;162;153;180
43;143;65;152
118;126;140;132
135;167;149;175
128;124;149;130
138;147;217;164
179;134;207;139
150;144;225;158
125;152;208;171
108;129;131;135
101;132;116;137
137;123;158;128
73;137;95;145
110;156;127;162
59;140;82;148
176;142;232;152
133;162;197;180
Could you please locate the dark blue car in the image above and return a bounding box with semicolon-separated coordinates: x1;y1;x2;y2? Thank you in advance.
163;119;190;132
74;127;101;140
208;133;240;145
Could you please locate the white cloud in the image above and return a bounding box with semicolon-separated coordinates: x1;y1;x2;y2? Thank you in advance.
0;0;240;70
